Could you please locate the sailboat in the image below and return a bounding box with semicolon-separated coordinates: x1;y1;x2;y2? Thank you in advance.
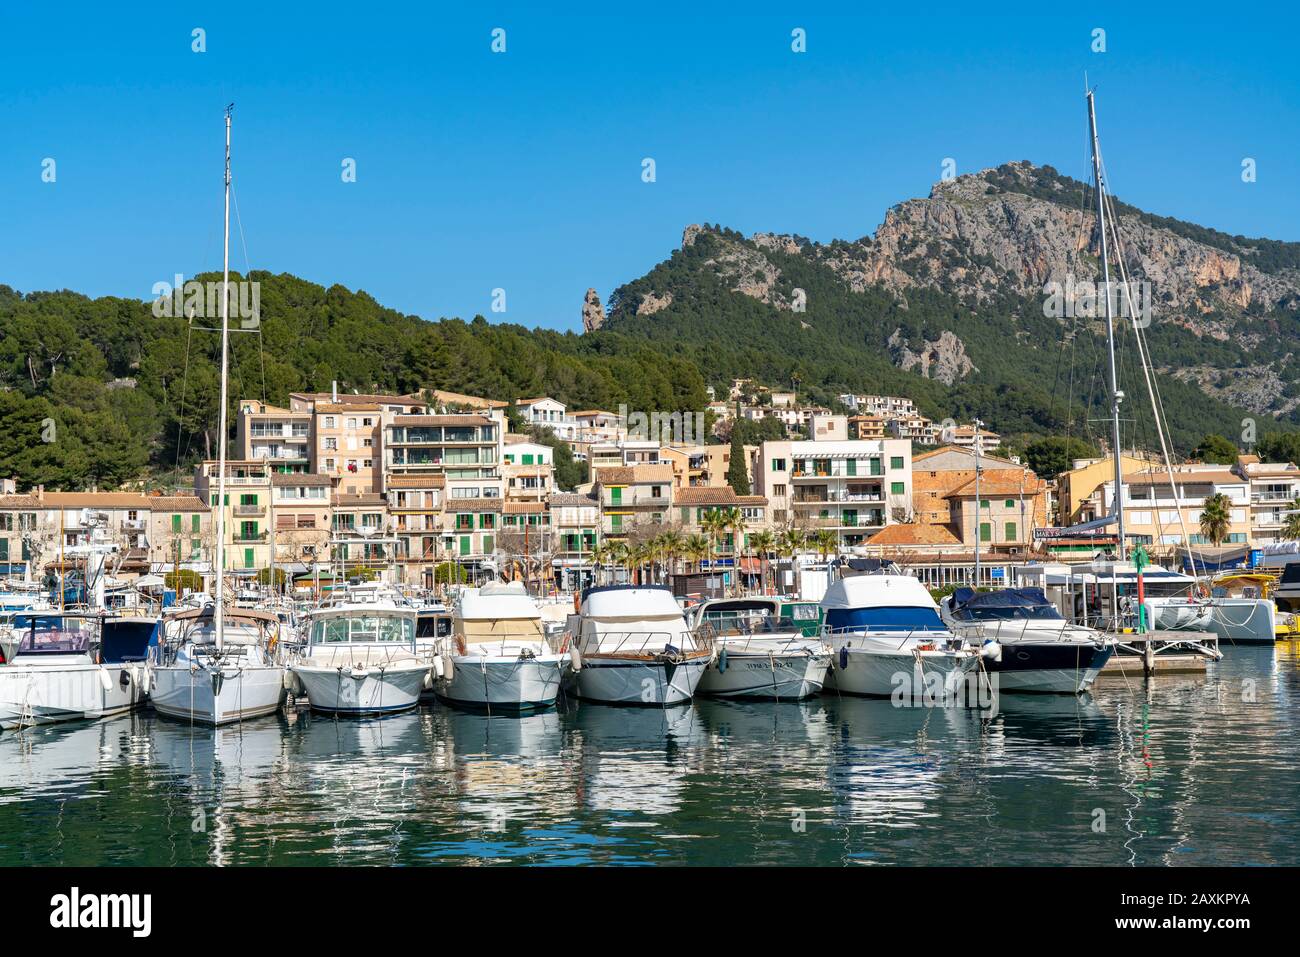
148;106;287;725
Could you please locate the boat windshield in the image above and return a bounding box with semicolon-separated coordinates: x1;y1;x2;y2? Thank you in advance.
699;608;796;636
825;606;945;633
958;604;1062;621
14;615;95;655
312;615;414;644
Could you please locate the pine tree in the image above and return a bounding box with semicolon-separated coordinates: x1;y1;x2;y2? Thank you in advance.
726;431;750;495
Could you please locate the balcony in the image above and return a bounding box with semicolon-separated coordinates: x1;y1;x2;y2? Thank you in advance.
1251;491;1295;503
234;503;264;516
232;530;267;543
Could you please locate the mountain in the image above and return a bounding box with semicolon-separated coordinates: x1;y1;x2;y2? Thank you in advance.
603;161;1300;449
3;160;1299;492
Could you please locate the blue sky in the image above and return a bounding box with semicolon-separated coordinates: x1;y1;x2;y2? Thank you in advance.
2;4;1296;332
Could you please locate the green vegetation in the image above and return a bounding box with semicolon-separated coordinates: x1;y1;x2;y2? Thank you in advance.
1024;436;1100;479
725;430;750;495
1191;433;1240;465
0;274;706;491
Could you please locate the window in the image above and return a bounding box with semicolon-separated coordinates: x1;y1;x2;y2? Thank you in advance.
980;523;991;543
1004;499;1015;508
890;456;904;470
172;514;182;532
979;499;989;509
192;514;201;532
772;458;786;472
890;482;905;495
1005;522;1017;540
323;416;335;429
610;487;623;505
774;484;787;498
651;485;662;498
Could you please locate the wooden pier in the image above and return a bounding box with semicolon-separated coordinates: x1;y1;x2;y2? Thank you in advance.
1096;630;1221;678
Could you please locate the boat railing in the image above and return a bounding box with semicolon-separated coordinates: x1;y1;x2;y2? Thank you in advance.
580;629;707;657
693;617;813;655
820;624;956;652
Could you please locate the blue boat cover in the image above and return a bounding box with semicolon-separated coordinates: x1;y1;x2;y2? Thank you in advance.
952;587;1052;609
825;606;945;632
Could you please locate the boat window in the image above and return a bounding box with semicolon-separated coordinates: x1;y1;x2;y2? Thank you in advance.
958;604;1062;621
313;615;414;643
825;606;946;633
15;616;94;655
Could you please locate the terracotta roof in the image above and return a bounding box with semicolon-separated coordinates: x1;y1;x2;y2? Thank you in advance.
34;492;152;508
866;523;961;547
945;471;1046;497
514;397;557;406
315;403;383;414
333;493;387;506
594;464;674;485
387;474;446;488
736;495;768;506
271;473;332;487
1126;469;1241;486
0;495;42;508
292;391;423;406
392;414;493;427
549;492;598;507
149;496;209;511
572;410;617;418
446;499;504;513
674;486;739;506
504;501;546;514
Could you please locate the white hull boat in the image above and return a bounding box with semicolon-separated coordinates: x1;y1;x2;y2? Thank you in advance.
571;654;709;706
690;597;831;700
149;608;286;726
436;581;567;712
567;585;712;707
0;614;149;732
821;572;976;700
292;657;429;715
291;597;428;716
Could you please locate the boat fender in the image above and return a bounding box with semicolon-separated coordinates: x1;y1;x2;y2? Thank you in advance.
433;655;445;679
282;670;296;691
981;640;1002;663
98;667;113;692
839;647;849;671
119;669;131;690
423;670;434;690
569;646;583;672
441;654;455;682
140;668;151;695
718;647;728;673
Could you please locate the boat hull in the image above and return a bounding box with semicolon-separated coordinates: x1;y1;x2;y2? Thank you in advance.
0;662;145;731
435;654;567;712
825;649;973;698
572;654;708;706
697;651;830;700
150;664;286;726
292;661;428;715
982;642;1114;694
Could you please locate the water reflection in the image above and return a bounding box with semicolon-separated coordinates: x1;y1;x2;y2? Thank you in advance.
0;646;1297;866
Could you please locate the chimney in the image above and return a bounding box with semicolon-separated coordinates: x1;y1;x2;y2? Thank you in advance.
332;380;338;403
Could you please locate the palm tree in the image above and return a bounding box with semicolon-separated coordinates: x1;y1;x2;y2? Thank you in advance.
589;540;610;587
1199;492;1232;547
700;509;727;573
1285;497;1300;541
658;528;684;583
812;528;839;564
608;540;630;584
722;506;747;594
750;529;776;595
777;525;807;598
684;534;710;573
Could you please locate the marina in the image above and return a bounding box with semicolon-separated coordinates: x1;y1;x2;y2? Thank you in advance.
2;642;1297;867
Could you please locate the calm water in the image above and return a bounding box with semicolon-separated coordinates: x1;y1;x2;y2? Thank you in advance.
3;646;1299;866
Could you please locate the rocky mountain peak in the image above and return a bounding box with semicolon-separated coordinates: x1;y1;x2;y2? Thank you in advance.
581;288;605;332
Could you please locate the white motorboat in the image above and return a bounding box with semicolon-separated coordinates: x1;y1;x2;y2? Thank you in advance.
435;581;567;712
689;597;831;700
1;613;152;732
566;585;711;706
291;599;429;716
940;587;1115;694
149;607;287;726
821;573;976;699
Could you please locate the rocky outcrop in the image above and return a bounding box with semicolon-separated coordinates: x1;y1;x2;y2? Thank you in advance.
636;291;673;315
887;328;977;385
582;288;605;333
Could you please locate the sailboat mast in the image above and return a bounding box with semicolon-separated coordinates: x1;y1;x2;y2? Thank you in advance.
972;417;983;588
214;104;233;650
1087;90;1126;562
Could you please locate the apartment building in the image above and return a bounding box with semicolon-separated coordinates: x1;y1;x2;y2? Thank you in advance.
386;413;504;481
386;475;444;585
236;400;312;474
847;415;887;440
194;459;274;574
514;397;580;441
673;486;770;557
312;403;383;495
331;492;392;571
502;439;554;502
593;463;673;540
270;473;331;569
840;394;919;418
148;496;213;571
550;491;601;590
1236;455;1300;545
659;444;756;490
756;438;912;548
1056;453;1159;525
588;439;661;470
888;414;937;446
945;425;1001;454
1101;466;1251;550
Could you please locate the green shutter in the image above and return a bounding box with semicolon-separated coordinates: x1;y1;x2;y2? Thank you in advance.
459;536;471;556
846;458;856;476
192;514;200;532
172;514;181;532
980;523;991;543
244;548;254;568
611;487;622;505
891;482;905;495
1005;522;1017;540
482;535;493;554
